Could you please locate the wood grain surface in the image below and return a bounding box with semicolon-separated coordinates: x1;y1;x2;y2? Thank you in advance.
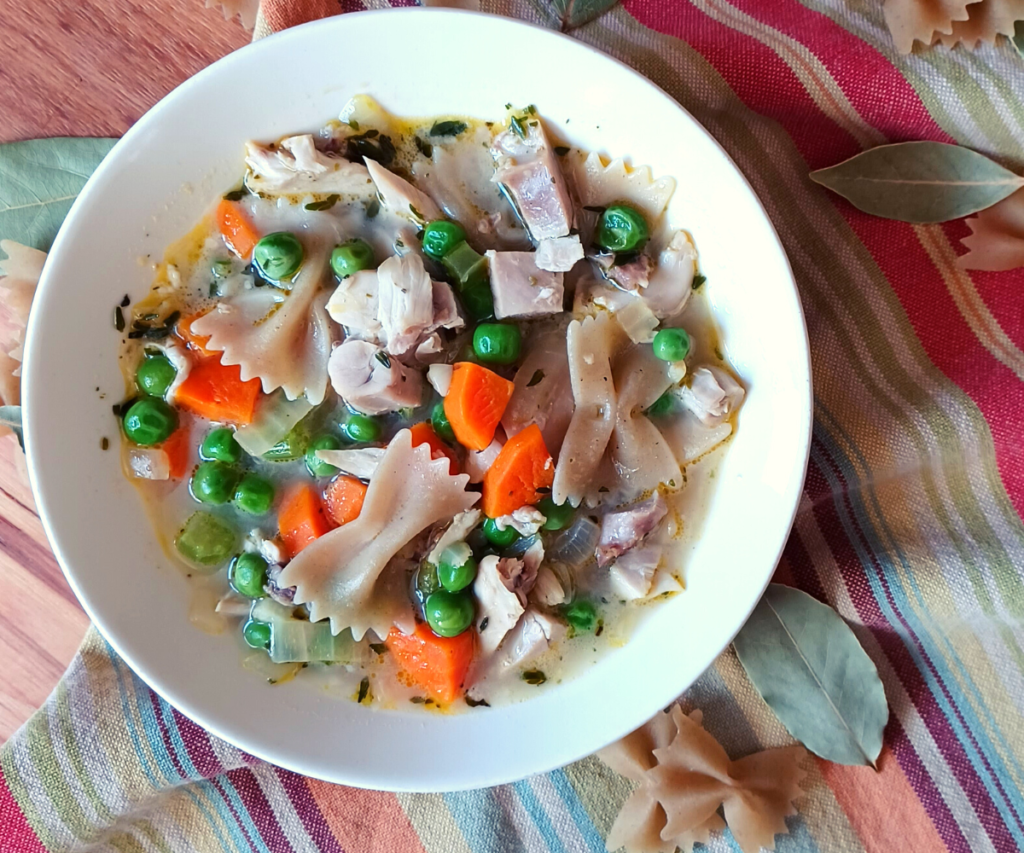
0;0;249;741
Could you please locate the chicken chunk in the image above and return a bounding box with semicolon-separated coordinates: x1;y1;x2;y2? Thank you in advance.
608;546;661;600
532;566;566;607
486;251;564;319
675;366;745;427
494;506;547;537
495;609;567;668
596;492;668;568
244;135;372;196
327;339;423;414
536;235;584;272
491;122;574;241
365;158;442;224
376;253;434;356
465;434;504;484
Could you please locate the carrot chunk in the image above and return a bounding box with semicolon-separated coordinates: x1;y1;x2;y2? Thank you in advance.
323;475;368;527
176;311;218;358
215;199;260;260
385;623;475;705
443;362;514;452
482;424;554;518
160;425;191;480
279;484;332;556
175;357;261;425
408;421;459;473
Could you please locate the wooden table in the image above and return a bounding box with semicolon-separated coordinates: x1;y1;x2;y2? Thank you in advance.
0;0;249;741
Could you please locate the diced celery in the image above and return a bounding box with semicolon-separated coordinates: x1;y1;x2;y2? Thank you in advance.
175;512;237;569
235;390;314;457
442;241;488;289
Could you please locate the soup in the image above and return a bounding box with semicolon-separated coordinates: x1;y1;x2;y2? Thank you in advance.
116;96;744;710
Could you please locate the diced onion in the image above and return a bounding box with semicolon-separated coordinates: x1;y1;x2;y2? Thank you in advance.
548;516;600;570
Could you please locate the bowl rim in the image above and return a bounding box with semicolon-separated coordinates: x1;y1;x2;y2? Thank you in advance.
23;7;812;790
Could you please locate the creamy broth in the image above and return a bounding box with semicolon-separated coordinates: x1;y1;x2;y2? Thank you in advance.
117;97;744;712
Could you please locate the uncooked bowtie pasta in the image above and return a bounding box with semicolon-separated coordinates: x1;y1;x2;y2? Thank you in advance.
116;95;744;710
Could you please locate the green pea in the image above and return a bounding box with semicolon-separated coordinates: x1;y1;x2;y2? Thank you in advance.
652;328;691;363
175;511;237;568
243;619;271;649
595;205;649;253
438;543;477;592
645;392;674;418
416;561;442;598
123;397;178;446
254;232;304;280
422;220;467;260
306;434;341;477
538;497;574;531
473;323;521;365
431;402;455;444
233;473;275;515
201;427;242;464
330;239;375;278
424;590;475;637
460;280;495;322
231;552;268;599
563;598;598;634
190;460;240;505
482;517;520;548
342;413;381;443
135;354;176;398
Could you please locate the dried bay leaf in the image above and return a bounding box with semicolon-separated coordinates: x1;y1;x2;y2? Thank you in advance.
0;138;117;252
545;0;620;31
733;584;888;767
810;141;1024;224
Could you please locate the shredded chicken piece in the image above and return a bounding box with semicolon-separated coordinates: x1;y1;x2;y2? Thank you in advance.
427;363;454;396
279;431;478;639
465;433;504;484
596;493;668;568
495;609;566;668
644;231;697;319
536;235;584;272
474;554;525;655
532;566;566;607
244;135;372;196
328;339;423;415
609;546;662;600
376;253;435;356
426;509;483;566
494;506;547;537
365;158;442;223
675;366;745;427
315;447;386;480
325;270;383;344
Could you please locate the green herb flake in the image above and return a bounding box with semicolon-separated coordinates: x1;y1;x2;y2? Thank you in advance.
414;137;433;158
222;187;246;202
692;273;707;290
365;198;380;219
504;102;513;110
120;294;130;308
410;696;427;704
114;305;125;332
554;146;570;156
374;350;391;368
714;347;724;361
429;120;468;138
527;370;545;387
347;119;360;131
509;115;526;139
465;696;491;708
357;676;371;705
369;643;388;655
100;437;109;451
521;670;547;686
409;204;424;223
305;194;340;211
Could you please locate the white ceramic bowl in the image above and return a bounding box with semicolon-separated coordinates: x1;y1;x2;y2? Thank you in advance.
24;9;811;791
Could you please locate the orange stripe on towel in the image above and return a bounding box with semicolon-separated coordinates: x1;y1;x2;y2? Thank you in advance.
305;779;429;853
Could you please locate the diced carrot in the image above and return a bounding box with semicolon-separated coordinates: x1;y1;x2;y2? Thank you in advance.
159;425;191;480
215;199;260;260
385;623;476;705
175;357;261;425
279;484;332;556
443;362;514;452
408;421;459;473
482;424;554;518
176;311;217;358
323;475;368;527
